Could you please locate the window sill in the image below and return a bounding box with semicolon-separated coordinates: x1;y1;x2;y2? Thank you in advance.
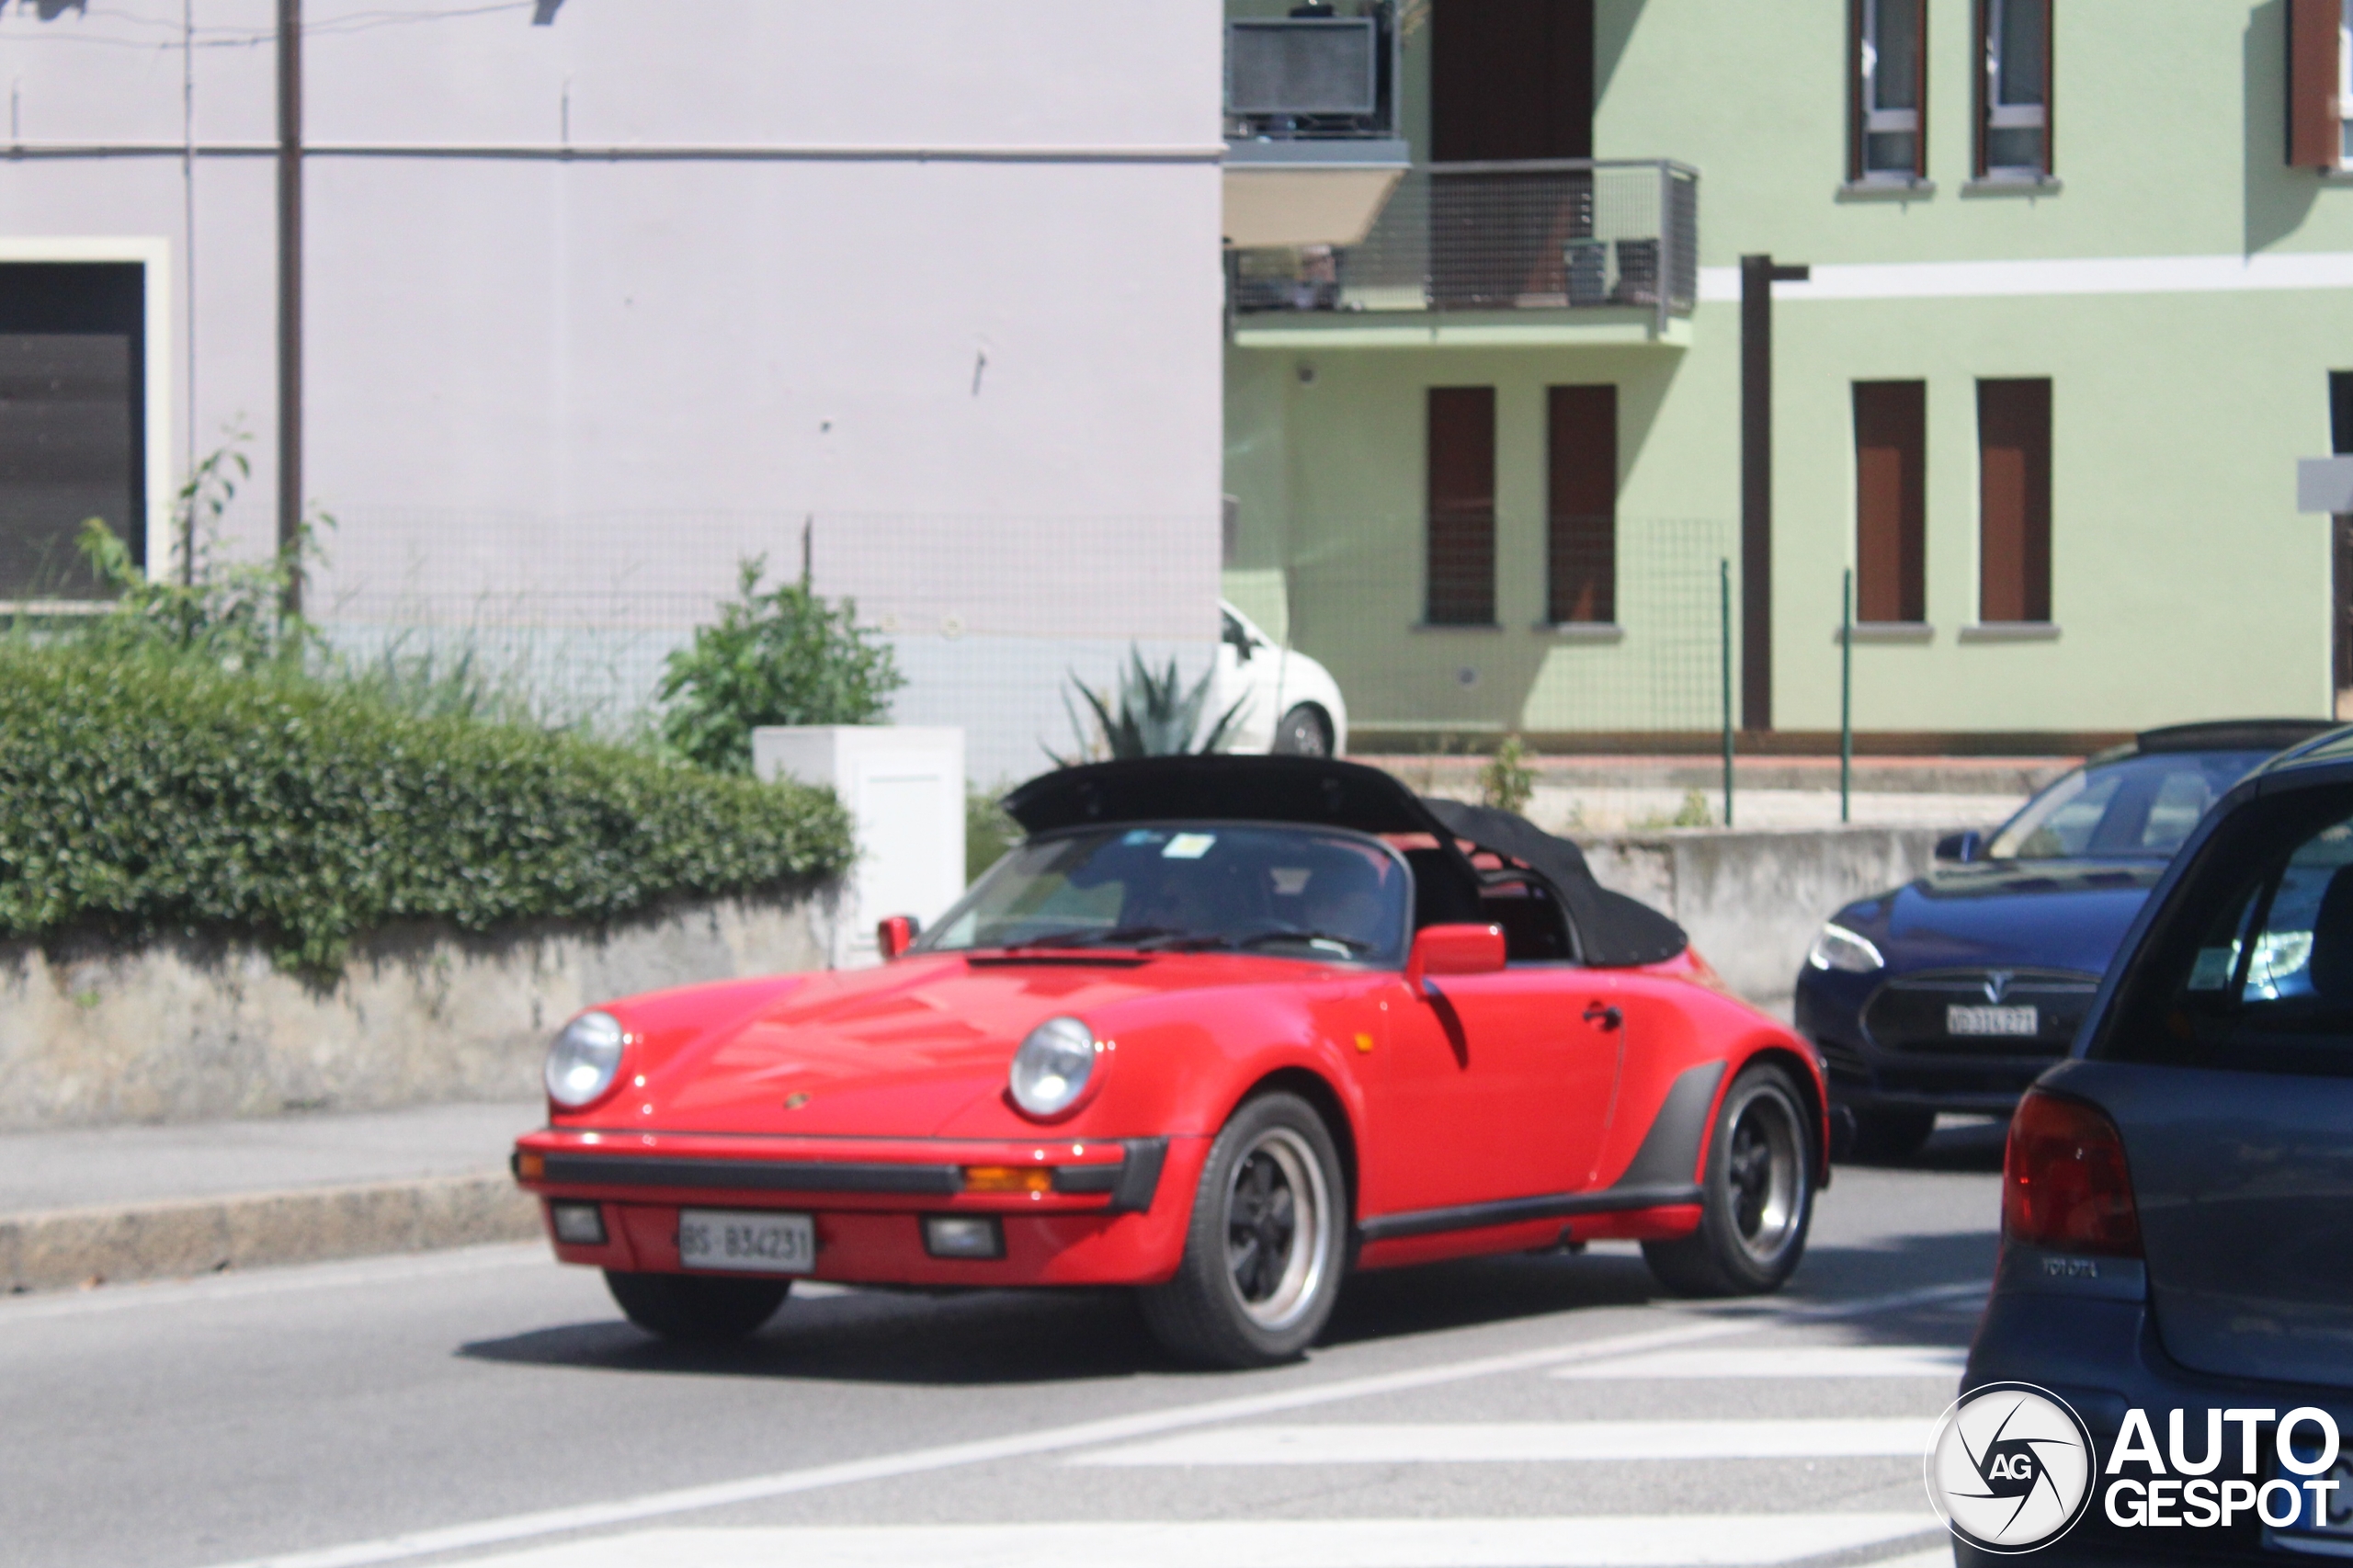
1960;621;2061;642
1835;621;1934;644
1533;621;1625;643
1837;176;1936;201
1411;620;1505;634
1963;174;2062;196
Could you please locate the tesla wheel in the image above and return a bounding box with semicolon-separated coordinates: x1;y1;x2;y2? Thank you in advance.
604;1270;790;1342
1643;1062;1814;1298
1847;1108;1937;1162
1270;704;1334;757
1139;1091;1346;1369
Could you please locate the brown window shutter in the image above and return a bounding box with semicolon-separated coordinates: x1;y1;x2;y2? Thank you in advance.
1853;382;1927;624
1848;0;1867;182
2290;0;2340;169
1912;0;1931;178
1972;0;1990;177
1978;379;2052;624
2043;0;2056;173
1547;385;1618;625
1427;387;1497;626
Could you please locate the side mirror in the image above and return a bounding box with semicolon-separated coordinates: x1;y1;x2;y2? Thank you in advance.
877;915;920;960
1935;830;1985;865
1406;923;1506;994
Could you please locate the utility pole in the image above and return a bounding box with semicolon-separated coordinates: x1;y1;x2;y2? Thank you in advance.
277;0;303;615
1739;254;1808;733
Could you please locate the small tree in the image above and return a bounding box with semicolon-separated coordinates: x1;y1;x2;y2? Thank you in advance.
1478;734;1537;815
658;556;904;774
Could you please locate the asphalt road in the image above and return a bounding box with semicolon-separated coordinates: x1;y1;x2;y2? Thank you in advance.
2;1124;2005;1568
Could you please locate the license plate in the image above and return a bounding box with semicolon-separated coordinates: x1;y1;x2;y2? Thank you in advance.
677;1209;815;1274
1947;1004;2038;1037
2271;1450;2353;1552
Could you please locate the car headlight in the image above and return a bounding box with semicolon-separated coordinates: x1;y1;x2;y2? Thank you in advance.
1009;1016;1100;1118
1807;922;1885;974
546;1010;627;1108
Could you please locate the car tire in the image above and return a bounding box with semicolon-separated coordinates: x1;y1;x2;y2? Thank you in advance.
1138;1091;1347;1369
1270;704;1334;757
1642;1062;1815;1298
604;1269;790;1342
1847;1108;1937;1163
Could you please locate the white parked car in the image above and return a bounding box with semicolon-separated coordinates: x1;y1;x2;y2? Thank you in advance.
1211;600;1349;756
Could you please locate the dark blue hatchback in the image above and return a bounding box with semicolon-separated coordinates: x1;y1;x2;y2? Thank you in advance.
1794;722;2331;1160
1959;725;2353;1564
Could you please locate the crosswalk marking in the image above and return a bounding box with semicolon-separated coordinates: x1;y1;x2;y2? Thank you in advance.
446;1516;1948;1568
1553;1345;1965;1381
1070;1418;1938;1466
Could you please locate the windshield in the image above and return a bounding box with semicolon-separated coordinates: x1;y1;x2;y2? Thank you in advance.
1984;750;2273;861
915;824;1412;964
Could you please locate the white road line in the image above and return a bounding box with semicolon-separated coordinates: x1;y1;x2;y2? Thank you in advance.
198;1280;1983;1568
1552;1346;1966;1381
407;1516;1949;1568
1069;1418;1939;1466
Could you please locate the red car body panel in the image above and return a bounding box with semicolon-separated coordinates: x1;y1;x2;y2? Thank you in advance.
515;938;1824;1290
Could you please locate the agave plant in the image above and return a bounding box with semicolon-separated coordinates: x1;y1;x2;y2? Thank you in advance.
1054;647;1245;764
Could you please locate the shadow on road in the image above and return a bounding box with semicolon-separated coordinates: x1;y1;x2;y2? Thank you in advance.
1836;1115;2007;1175
457;1224;1995;1385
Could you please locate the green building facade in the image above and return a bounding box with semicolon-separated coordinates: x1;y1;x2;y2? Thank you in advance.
1223;0;2353;751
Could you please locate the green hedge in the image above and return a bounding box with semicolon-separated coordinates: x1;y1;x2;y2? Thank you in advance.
0;647;853;971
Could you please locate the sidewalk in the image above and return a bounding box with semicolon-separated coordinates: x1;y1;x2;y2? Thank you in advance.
0;1101;545;1294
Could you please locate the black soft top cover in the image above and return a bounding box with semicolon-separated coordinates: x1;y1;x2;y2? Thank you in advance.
1002;756;1687;968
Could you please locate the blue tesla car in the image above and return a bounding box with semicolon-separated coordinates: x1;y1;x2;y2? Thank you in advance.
1957;723;2353;1563
1793;721;2331;1160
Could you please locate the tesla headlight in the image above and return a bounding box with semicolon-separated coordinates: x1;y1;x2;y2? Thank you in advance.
1009;1016;1100;1118
1807;922;1885;974
546;1010;627;1108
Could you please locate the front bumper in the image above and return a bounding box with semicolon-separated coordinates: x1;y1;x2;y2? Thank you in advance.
1795;973;2055;1117
512;1129;1205;1288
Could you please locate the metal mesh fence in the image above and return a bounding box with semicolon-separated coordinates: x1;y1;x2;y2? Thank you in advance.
286;506;1730;778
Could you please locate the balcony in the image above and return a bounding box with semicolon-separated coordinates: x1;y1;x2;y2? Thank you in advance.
1222;8;1409;248
1229;160;1701;345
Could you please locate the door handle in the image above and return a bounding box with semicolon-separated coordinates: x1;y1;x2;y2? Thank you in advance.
1582;1003;1622;1032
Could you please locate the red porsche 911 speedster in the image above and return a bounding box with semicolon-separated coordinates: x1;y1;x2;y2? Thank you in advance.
513;756;1826;1368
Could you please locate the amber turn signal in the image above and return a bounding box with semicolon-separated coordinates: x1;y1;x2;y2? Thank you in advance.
516;1151;545;1180
962;1165;1051;1193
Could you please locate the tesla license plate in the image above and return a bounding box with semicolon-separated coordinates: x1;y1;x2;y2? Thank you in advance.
677;1209;814;1273
1947;1004;2038;1037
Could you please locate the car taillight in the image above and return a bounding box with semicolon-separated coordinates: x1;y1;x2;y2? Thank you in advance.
2003;1089;2143;1257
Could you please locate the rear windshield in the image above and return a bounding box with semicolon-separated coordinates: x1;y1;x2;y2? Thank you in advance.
2096;783;2353;1078
1985;750;2273;861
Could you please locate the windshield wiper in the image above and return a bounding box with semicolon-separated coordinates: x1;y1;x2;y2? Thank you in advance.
1233;927;1372;954
1000;925;1181;951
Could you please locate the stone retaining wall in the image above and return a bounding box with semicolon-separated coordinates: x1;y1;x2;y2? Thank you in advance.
0;892;837;1131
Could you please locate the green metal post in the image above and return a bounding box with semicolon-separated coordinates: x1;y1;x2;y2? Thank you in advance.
1719;557;1734;826
1840;568;1853;824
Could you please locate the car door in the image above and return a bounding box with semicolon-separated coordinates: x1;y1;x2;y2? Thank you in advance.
1364;960;1622;1218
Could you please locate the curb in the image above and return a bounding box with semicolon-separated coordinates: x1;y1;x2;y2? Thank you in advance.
0;1172;541;1295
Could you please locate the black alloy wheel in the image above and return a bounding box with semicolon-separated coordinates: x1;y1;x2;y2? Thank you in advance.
1271;704;1333;757
1140;1091;1347;1368
1643;1062;1815;1297
605;1269;791;1342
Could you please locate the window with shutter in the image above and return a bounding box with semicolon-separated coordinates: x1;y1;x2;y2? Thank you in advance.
1976;0;2051;176
1853;383;1927;625
1977;380;2052;626
1546;385;1617;626
1426;387;1496;627
2287;0;2343;168
1853;0;1928;182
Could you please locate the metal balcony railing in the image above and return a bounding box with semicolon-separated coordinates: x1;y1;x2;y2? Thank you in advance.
1231;159;1700;333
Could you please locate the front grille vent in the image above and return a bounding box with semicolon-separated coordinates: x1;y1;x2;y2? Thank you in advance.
1862;968;2100;1057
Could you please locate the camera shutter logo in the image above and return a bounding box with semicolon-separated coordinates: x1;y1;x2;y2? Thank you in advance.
1926;1382;2097;1553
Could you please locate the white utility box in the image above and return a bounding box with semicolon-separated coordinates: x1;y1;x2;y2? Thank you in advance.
752;726;966;969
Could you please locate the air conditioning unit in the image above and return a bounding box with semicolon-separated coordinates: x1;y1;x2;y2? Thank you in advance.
1227;17;1381;121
